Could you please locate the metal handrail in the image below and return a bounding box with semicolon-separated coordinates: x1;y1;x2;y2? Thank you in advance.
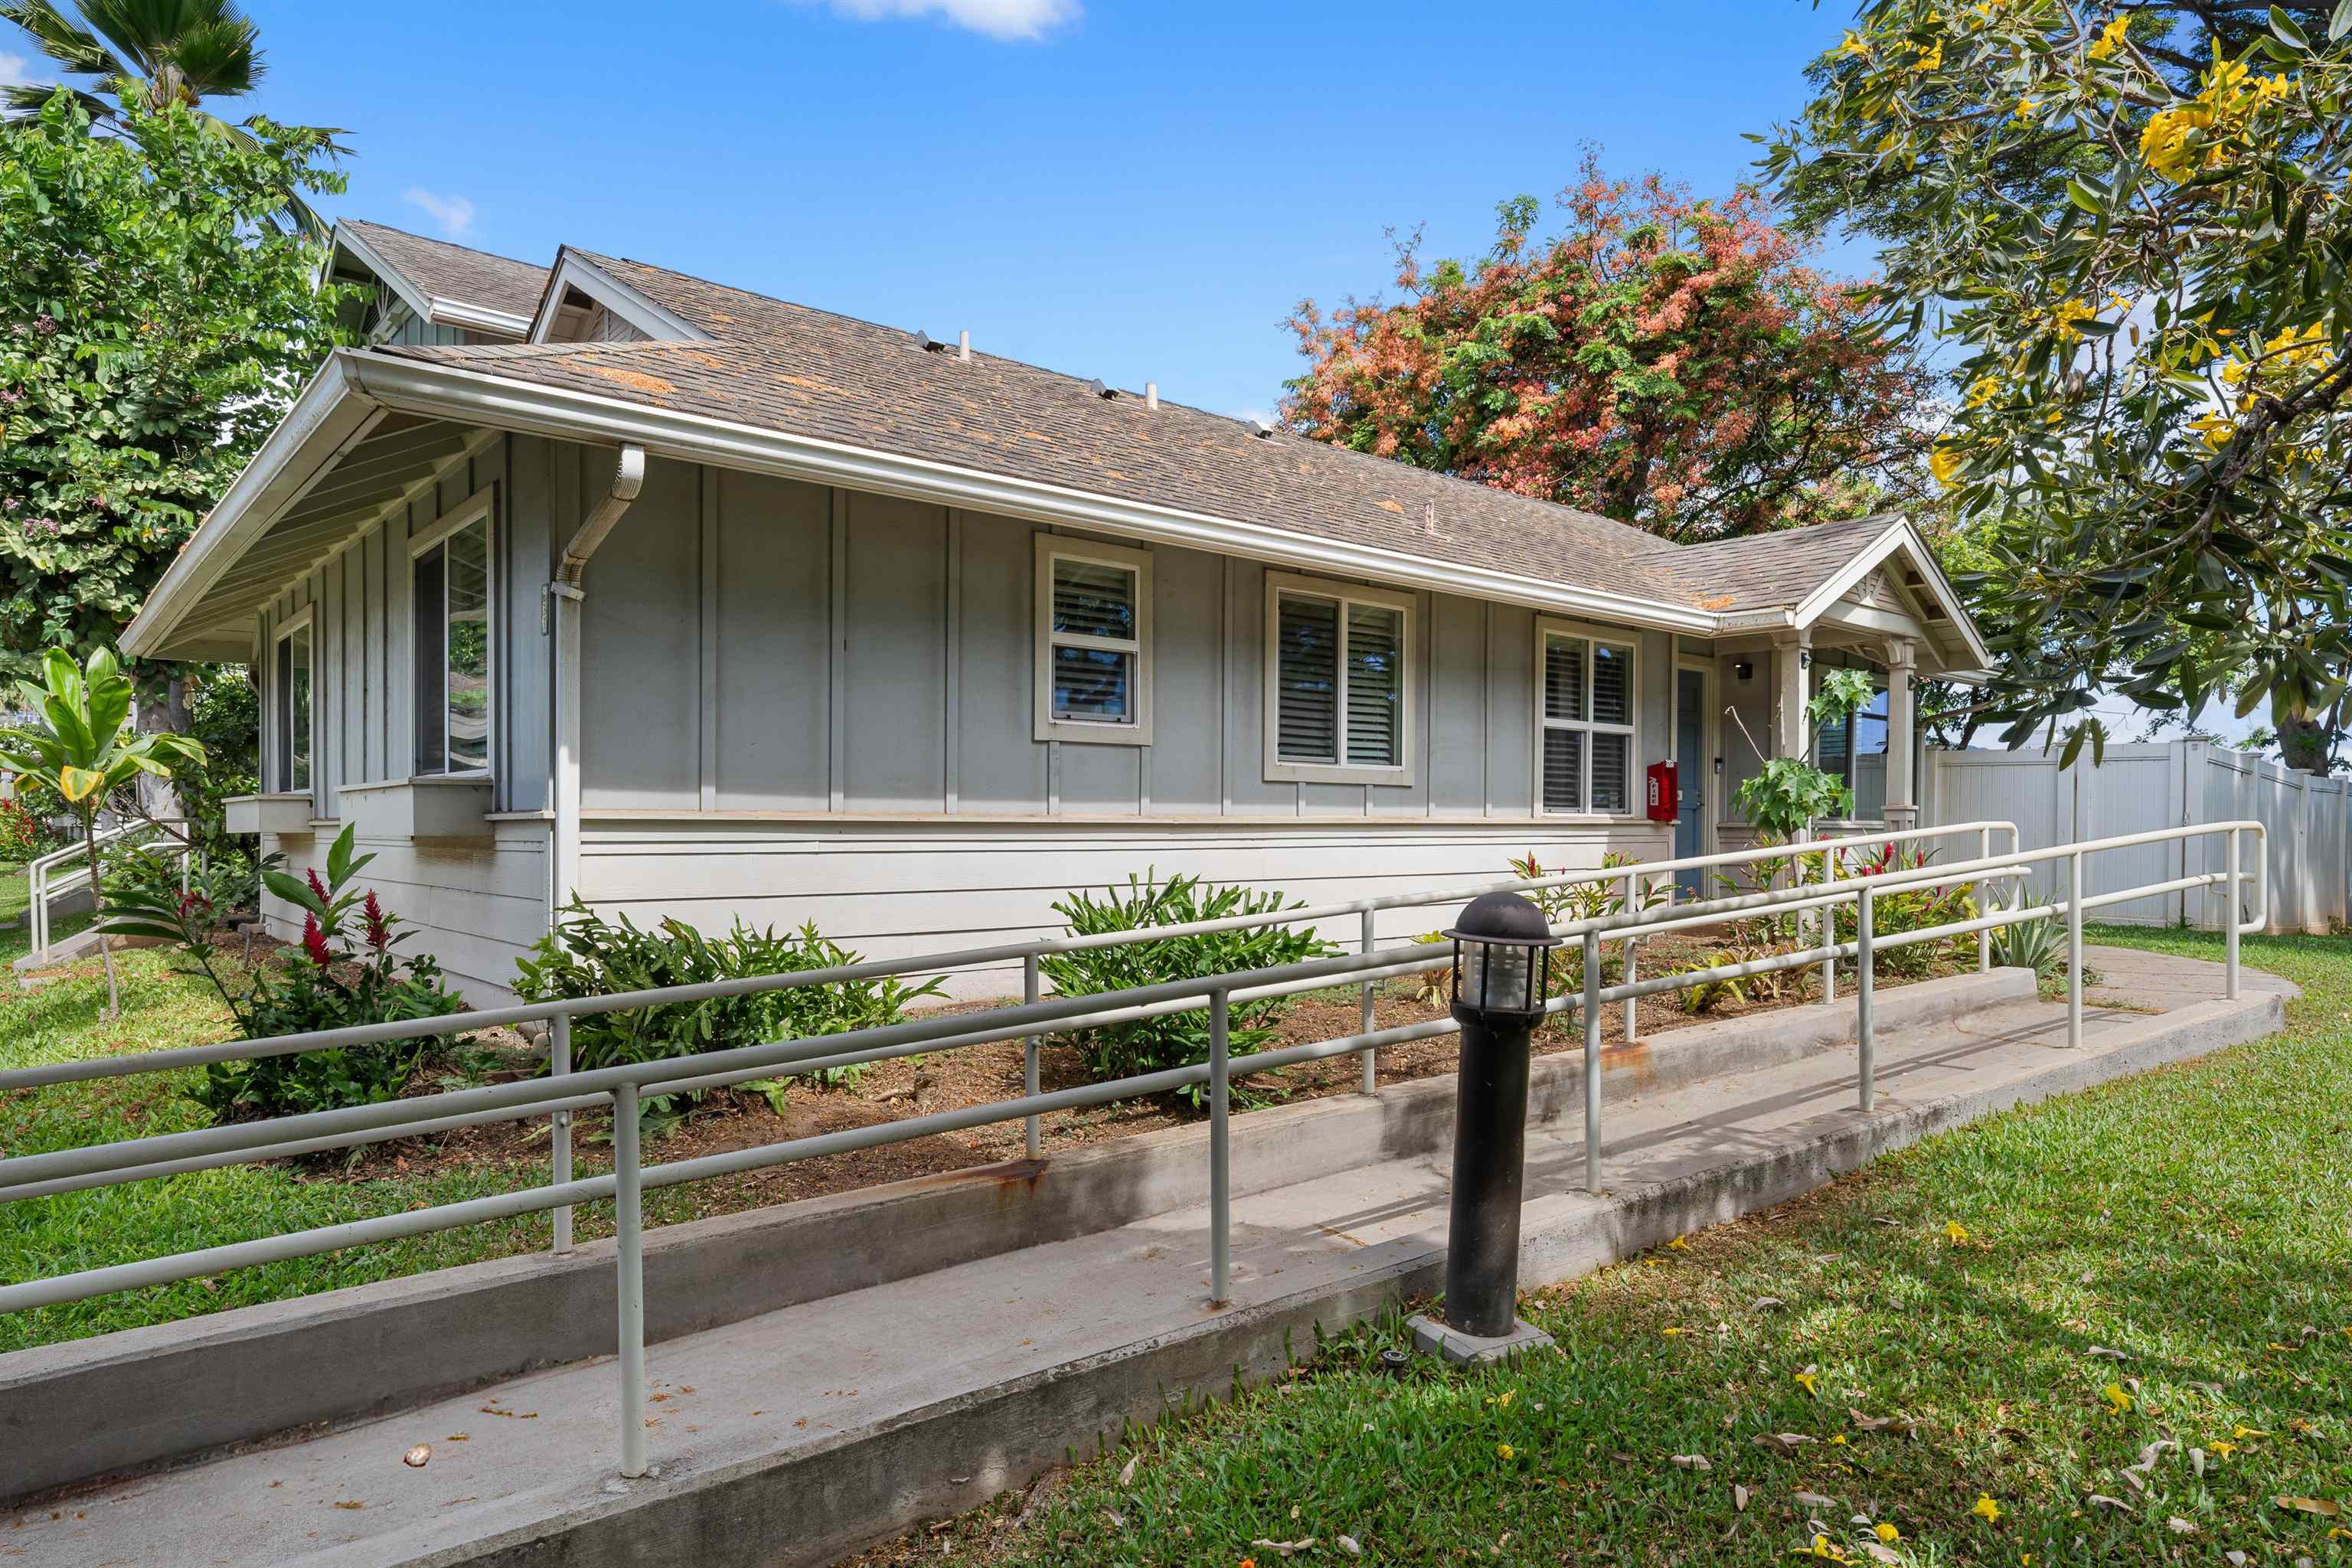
1;818;2269;1484
23;818;189;962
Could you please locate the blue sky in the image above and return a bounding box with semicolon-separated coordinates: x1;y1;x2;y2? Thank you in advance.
21;0;1867;423
0;0;2259;750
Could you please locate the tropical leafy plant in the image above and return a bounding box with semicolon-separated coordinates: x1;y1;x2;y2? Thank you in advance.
1040;871;1336;1109
0;645;201;1012
103;823;466;1121
1828;841;1978;978
0;795;38;861
1733;666;1877;838
1991;896;2070;989
514;901;943;1134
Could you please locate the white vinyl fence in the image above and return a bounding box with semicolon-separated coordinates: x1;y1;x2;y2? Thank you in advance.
1921;742;2347;935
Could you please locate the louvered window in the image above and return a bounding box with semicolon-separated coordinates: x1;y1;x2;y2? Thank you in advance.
1268;576;1413;779
1540;626;1637;815
413;500;494;776
1035;537;1152;743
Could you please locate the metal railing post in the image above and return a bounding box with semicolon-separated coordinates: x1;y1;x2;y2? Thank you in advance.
1819;845;1837;1002
1977;825;1994;972
550;1014;574;1256
1583;930;1602;1195
1621;871;1639;1044
1023;952;1042;1160
2066;851;2084;1049
612;1082;647;1480
1855;884;1875;1112
1358;910;1377;1093
2224;828;2241;1001
1207;987;1231;1307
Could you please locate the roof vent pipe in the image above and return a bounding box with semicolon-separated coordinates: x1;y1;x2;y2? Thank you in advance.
1145;382;1158;410
558;443;647;589
958;330;970;361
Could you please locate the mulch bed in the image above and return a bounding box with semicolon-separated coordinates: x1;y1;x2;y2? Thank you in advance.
295;927;1970;1224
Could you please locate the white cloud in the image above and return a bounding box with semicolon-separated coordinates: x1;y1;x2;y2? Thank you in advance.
793;0;1079;41
402;187;477;240
1;51;42;87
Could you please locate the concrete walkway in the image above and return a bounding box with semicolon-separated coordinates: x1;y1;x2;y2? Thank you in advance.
4;948;2293;1568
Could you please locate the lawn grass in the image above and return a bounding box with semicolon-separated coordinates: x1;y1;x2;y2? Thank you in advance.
891;926;2352;1567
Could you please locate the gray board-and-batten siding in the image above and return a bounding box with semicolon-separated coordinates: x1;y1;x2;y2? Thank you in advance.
255;442;1686;1002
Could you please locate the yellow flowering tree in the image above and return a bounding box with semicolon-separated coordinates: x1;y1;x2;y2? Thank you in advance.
1767;2;2352;772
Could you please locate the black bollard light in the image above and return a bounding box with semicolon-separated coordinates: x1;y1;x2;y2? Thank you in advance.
1409;890;1563;1363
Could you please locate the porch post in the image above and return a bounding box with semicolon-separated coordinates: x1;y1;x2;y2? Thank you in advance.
1883;640;1918;832
1772;632;1811;763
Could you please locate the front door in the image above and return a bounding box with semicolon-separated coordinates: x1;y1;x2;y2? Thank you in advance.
1674;667;1708;897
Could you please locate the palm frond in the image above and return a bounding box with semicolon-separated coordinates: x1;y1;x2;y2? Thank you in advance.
0;0;132;79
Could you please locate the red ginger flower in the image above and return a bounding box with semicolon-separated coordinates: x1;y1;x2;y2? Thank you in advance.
306;866;328;901
301;913;332;968
363;890;390;951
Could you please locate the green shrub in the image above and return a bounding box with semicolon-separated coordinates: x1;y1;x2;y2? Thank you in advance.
513;901;943;1129
103;824;469;1122
1039;871;1336;1108
1991;897;2068;985
1829;842;1978;978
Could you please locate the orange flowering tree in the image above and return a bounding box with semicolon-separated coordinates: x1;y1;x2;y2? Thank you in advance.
1767;2;2352;771
1279;161;1932;544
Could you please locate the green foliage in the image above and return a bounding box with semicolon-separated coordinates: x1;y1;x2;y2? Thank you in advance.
1831;841;1980;978
1734;756;1854;840
102;824;466;1122
1766;0;2352;770
170;665;258;854
1991;897;2069;984
513;901;943;1129
0;91;351;671
1038;871;1336;1109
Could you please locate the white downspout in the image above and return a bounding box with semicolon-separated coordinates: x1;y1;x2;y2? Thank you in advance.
547;444;646;920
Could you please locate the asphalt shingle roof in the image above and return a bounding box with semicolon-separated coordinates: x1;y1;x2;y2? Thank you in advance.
373;248;1898;617
341;220;549;325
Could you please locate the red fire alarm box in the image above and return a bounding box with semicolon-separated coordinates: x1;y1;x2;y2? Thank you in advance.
1645;760;1677;823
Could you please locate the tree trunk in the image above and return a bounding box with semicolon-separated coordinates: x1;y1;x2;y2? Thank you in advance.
83;808;116;1018
2277;713;2334;776
132;678;189;823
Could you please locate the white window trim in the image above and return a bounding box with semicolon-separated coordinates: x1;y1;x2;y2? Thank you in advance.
272;607;315;799
409;485;497;780
1535;616;1639;818
1263;570;1417;786
1033;534;1154;746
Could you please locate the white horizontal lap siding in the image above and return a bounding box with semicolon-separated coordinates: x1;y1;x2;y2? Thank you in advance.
578;816;1668;1002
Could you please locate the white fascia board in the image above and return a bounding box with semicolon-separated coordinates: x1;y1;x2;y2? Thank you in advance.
119;357;384;659
1790;516;1993;674
525;253;712;345
427;296;533;338
345;353;1725;635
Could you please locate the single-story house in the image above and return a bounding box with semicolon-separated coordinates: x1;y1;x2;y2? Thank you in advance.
120;220;1993;1002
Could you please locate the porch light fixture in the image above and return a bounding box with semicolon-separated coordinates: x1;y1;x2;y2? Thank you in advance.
1444;890;1562;1024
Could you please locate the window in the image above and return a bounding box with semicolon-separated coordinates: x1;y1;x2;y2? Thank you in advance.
1034;535;1152;744
1264;573;1415;783
1538;623;1636;815
413;495;494;776
273;612;312;793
